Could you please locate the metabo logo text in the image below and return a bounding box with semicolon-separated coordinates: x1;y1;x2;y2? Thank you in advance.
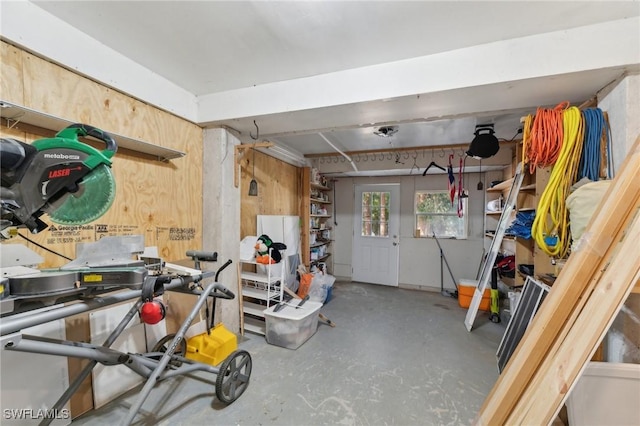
44;153;81;160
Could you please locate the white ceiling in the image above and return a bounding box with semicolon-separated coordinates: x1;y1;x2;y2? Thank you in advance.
30;1;638;95
6;1;640;163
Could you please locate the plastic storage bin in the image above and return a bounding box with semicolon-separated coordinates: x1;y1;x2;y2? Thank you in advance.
263;300;322;349
566;362;640;426
458;279;490;311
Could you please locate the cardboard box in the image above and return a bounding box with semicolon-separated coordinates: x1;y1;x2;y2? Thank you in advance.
263;301;322;349
458;279;491;311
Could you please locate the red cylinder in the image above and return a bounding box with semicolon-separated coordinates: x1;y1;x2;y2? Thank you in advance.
140;301;165;325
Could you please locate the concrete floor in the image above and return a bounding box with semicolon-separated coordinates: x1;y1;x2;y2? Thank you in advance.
74;282;506;426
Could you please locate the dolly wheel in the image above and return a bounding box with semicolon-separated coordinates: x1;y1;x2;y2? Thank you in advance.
216;350;252;404
152;334;187;367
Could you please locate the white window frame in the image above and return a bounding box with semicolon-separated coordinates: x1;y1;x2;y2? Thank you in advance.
414;190;468;239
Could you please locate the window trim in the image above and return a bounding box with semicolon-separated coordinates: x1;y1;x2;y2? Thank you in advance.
414;190;469;239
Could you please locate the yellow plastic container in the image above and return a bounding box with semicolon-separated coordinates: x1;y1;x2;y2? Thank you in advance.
185;323;237;366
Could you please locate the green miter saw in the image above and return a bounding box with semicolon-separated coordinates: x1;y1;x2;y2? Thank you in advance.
1;123;117;238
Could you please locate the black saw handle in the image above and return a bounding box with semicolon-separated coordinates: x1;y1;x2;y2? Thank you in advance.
65;123;118;154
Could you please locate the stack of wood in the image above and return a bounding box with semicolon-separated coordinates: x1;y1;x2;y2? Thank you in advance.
477;135;640;425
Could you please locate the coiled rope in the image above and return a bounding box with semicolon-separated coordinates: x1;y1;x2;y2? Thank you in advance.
579;108;610;181
526;102;568;173
531;106;585;258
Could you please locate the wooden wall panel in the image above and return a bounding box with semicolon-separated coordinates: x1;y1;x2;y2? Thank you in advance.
65;313;94;417
534;166;555;278
0;42;24;103
240;149;301;239
1;41;203;266
1;41;205;419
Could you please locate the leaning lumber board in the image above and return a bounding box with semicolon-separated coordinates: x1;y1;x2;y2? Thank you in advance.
507;198;640;422
513;207;640;424
476;135;640;425
505;194;640;421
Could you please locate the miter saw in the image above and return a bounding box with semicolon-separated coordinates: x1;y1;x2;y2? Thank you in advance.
1;123;117;239
0;123;127;313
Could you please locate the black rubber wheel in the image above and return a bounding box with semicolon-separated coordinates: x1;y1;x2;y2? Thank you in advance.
151;334;187;366
215;350;252;404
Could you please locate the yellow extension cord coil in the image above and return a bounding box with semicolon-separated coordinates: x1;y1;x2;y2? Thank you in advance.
531;106;585;258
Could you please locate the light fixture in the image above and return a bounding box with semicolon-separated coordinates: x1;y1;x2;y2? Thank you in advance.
374;126;399;138
467;124;500;159
248;146;258;196
260;143;309;167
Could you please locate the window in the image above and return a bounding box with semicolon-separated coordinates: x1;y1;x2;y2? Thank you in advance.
361;191;390;237
415;191;467;239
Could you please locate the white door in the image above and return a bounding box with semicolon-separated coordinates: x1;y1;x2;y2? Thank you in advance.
352;184;400;286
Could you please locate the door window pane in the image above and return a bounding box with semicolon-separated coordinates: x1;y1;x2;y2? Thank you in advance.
361;191;390;237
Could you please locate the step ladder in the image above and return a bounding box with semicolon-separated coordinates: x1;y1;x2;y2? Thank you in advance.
465;162;525;332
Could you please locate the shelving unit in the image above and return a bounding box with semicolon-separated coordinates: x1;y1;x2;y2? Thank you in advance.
531;166;555;281
238;255;285;336
0;101;185;161
484;145;552;288
301;168;333;272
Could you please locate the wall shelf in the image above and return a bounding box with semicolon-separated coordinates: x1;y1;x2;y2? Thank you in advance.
302;168;333;272
310;182;331;191
310;240;331;248
310;198;331;204
0;101;185;162
487;178;514;192
311;253;331;264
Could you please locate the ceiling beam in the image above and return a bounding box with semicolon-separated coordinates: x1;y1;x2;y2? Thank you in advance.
198;17;640;125
304;140;518;158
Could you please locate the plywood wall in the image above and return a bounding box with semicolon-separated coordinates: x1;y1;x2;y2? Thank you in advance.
239;148;302;238
1;40;206;419
1;41;203;266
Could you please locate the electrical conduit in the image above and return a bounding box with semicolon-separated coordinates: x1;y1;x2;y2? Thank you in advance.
318;132;358;172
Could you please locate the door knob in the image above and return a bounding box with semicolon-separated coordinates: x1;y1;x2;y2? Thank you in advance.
393;242;398;246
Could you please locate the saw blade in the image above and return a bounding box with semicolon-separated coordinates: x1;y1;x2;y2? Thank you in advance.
49;164;116;225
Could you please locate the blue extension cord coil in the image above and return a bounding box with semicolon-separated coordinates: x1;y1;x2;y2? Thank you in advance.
579;108;611;181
